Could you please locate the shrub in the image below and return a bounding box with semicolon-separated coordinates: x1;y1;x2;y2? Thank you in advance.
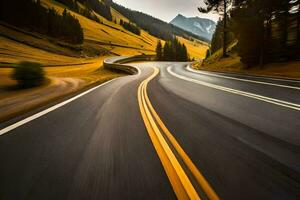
12;62;45;88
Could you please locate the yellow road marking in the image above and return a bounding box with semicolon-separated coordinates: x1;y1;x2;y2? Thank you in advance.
143;74;220;200
138;68;199;199
137;67;219;200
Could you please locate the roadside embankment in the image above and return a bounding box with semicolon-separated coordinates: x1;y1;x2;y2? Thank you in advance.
194;55;300;80
103;55;155;74
0;55;153;122
0;57;123;122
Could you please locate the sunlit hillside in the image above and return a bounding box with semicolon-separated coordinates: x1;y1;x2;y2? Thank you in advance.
110;7;130;23
42;0;157;54
177;37;208;60
0;0;208;122
0;0;208;68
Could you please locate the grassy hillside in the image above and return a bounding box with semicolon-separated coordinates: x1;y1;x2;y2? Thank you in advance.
111;2;210;43
194;40;300;79
177;37;208;60
43;0;157;53
0;0;208;67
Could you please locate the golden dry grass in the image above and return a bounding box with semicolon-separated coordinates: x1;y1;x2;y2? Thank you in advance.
42;0;205;58
0;36;87;65
0;24;80;57
0;68;15;90
1;0;207;67
101;45;155;56
0;57;125;122
43;57;126;84
0;0;211;98
244;61;300;79
42;0;157;51
111;7;130;23
0;0;209;121
194;54;300;79
0;67;124;122
195;40;300;79
196;53;243;70
204;40;238;64
177;36;209;60
0;56;121;89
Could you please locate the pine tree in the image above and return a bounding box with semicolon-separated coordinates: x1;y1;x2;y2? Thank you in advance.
298;1;300;50
0;0;84;44
182;44;188;61
161;39;189;61
210;20;224;54
163;41;171;61
156;40;163;61
72;0;77;10
231;0;300;65
205;49;211;59
174;38;181;61
199;0;231;57
120;21;141;35
63;8;67;19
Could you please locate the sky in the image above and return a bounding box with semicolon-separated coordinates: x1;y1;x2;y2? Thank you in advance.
113;0;220;23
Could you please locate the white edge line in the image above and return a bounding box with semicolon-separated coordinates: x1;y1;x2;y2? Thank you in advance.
0;79;116;136
186;65;300;90
187;64;300;83
0;58;143;136
136;66;142;76
168;67;300;111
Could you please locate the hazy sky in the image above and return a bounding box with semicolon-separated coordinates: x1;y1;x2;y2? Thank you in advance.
113;0;220;22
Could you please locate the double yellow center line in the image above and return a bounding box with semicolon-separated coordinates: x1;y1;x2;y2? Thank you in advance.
137;67;220;200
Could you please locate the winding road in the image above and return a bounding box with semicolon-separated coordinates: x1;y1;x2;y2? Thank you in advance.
0;59;299;200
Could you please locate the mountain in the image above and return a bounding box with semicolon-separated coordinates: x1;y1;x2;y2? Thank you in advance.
0;0;209;68
111;3;210;43
170;14;216;41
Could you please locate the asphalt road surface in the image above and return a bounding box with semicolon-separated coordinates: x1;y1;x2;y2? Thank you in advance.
0;61;299;200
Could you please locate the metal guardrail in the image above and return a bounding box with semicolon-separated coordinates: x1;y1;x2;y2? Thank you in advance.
103;55;155;75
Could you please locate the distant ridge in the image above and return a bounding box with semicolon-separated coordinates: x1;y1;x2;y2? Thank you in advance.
111;3;210;43
170;14;216;41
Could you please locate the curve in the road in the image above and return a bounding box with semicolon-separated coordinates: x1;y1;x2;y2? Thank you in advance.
168;66;300;111
138;66;220;200
138;67;199;199
186;65;300;90
1;57;299;200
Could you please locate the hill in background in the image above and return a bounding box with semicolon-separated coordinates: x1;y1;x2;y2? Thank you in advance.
170;14;216;41
0;0;209;67
111;2;210;43
0;0;208;122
